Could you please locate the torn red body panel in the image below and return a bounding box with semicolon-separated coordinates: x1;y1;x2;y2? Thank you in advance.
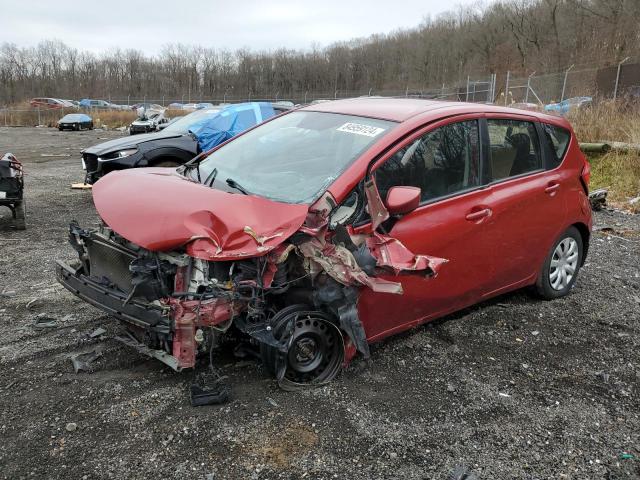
93;168;308;260
297;228;446;295
365;233;448;276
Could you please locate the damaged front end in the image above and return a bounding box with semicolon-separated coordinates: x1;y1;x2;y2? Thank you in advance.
56;170;446;390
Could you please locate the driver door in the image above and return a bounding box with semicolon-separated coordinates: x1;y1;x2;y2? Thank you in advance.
356;117;497;342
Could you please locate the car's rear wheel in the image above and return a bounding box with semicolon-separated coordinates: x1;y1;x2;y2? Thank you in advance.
535;226;583;299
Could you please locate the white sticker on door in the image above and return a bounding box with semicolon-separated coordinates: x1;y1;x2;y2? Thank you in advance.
336;123;385;137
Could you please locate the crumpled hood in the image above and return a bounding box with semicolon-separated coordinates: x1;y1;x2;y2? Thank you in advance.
92;168;309;260
83;131;184;155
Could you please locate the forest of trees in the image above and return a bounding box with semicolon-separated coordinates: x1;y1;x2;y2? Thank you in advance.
1;0;639;105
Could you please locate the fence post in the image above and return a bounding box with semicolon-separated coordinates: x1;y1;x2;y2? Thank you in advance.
525;71;535;103
560;64;574;102
304;91;308;103
504;71;510;106
466;76;470;102
368;87;372;96
162;95;165;107
613;56;630;100
37;107;41;126
127;94;130;107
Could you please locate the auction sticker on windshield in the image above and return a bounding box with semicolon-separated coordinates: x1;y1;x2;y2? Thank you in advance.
337;122;385;137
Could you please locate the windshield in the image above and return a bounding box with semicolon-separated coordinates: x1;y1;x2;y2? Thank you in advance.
164;108;221;133
197;111;395;204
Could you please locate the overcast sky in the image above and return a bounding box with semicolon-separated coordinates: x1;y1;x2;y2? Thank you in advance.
1;0;478;55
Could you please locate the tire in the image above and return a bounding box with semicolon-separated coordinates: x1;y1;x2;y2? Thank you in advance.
152;159;180;168
13;200;26;230
535;226;583;299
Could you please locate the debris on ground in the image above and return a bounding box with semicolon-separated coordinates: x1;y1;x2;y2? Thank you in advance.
190;369;231;406
70;349;103;373
32;313;57;329
70;183;92;190
89;327;107;338
65;422;78;432
448;465;479;480
589;188;608;210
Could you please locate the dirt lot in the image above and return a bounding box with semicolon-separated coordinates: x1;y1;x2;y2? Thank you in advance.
0;127;639;480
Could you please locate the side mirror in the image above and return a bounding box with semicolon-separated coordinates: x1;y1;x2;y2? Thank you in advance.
385;186;421;216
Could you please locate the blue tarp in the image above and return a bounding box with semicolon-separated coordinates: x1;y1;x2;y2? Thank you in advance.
188;102;276;152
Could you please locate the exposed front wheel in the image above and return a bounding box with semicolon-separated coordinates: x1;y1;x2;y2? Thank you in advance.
261;306;344;389
535;226;583;299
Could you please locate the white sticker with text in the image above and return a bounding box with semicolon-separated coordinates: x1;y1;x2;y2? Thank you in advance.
337;122;385;137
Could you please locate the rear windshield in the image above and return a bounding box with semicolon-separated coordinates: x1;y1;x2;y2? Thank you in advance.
541;123;571;168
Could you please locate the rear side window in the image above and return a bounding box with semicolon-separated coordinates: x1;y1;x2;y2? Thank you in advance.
541;123;571;169
486;119;542;181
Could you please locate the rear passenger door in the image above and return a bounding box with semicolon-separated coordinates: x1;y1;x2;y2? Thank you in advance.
480;116;568;296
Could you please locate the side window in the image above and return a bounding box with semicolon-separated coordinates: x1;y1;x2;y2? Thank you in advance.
375;120;480;203
486;119;542;181
541;123;571;169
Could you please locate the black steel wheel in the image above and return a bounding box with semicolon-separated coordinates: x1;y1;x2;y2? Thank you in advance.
261;306;344;389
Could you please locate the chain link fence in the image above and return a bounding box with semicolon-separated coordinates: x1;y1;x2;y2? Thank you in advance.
2;60;638;127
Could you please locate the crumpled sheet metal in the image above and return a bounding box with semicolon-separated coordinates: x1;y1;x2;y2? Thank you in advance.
299;238;403;294
365;233;448;276
298;232;447;294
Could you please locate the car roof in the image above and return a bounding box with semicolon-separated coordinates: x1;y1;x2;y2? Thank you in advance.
300;97;569;126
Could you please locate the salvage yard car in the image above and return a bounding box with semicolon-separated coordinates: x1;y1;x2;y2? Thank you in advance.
80;102;287;184
58;113;94;131
129;109;167;134
57;98;592;388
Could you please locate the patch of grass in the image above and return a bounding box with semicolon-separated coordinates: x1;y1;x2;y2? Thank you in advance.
568;102;640;144
588;151;640;212
569;102;640;212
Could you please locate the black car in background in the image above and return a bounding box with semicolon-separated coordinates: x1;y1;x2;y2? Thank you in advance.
58;113;94;131
81;102;290;184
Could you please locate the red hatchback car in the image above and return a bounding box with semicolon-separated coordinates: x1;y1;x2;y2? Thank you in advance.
56;98;592;388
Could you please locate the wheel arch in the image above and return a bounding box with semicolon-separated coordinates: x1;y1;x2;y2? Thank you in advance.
143;148;194;167
571;221;590;266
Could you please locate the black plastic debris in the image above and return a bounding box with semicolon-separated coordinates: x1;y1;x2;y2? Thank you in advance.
190;369;230;406
70;349;102;373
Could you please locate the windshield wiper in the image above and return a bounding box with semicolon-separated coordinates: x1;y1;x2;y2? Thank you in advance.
204;167;218;187
226;178;250;195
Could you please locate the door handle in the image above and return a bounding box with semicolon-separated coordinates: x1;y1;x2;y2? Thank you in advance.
465;208;492;221
545;182;560;194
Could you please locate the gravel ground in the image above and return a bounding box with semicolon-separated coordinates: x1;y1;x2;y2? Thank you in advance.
0;127;639;480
